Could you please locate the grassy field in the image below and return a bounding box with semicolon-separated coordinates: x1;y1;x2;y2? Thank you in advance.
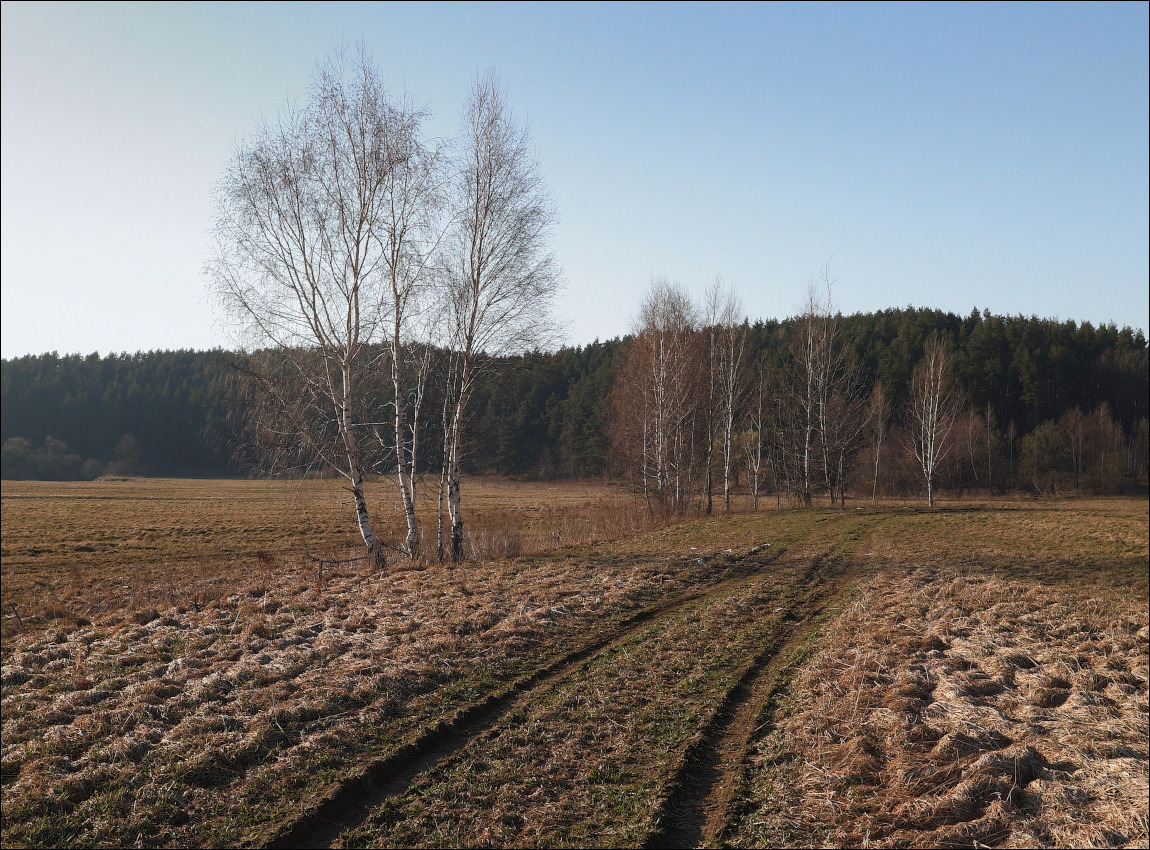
0;476;644;643
727;565;1148;849
1;479;1146;848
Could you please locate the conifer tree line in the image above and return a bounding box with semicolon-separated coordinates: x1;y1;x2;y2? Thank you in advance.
3;302;1146;499
1;349;234;480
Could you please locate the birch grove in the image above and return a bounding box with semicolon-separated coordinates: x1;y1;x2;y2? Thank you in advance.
609;273;995;512
609;280;702;516
212;51;559;566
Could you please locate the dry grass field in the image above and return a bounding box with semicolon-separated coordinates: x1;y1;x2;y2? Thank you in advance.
0;476;645;646
1;479;1146;849
727;568;1148;848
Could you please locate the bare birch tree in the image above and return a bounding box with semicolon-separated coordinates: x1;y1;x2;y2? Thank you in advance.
985;399;997;490
1058;406;1085;490
743;351;771;510
867;382;887;505
373;109;444;559
791;283;824;506
610;279;702;517
707;281;749;512
210;47;423;568
906;333;963;506
791;273;848;505
441;70;561;559
701;290;719;516
823;378;868;506
803;269;864;506
961;406;986;489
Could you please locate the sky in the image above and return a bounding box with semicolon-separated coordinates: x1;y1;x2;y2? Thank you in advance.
1;1;1147;359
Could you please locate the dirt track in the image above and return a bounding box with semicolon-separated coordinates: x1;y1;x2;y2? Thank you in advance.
268;538;860;849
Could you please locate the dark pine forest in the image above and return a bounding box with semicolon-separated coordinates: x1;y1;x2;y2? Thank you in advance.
3;308;1147;495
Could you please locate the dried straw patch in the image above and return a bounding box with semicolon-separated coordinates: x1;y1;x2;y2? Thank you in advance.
729;567;1149;849
0;477;648;649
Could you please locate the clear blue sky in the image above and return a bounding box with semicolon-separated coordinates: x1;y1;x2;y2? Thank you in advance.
2;1;1147;358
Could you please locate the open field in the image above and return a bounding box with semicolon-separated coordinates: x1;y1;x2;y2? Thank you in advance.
0;476;645;644
1;481;1146;848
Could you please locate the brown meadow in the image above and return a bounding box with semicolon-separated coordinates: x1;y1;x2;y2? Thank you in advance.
1;479;1146;848
0;476;645;645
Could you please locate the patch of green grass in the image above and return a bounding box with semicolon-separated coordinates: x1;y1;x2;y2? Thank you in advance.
339;576;799;849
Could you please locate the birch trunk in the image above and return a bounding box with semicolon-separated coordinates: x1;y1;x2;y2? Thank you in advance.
446;375;469;561
723;407;734;512
437;460;447;562
392;340;419;558
338;373;385;568
350;470;384;567
871;429;883;506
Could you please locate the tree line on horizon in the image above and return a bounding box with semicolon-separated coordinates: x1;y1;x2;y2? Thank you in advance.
7;41;1147;570
610;278;1148;516
3;303;1147;500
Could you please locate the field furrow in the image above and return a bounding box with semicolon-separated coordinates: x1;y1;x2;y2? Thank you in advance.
643;566;847;849
332;571;799;847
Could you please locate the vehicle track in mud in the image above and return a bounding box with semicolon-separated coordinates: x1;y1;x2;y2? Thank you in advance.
265;545;795;849
267;521;875;850
642;564;853;849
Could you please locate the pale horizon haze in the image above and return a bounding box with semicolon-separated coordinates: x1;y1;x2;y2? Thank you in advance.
2;1;1147;359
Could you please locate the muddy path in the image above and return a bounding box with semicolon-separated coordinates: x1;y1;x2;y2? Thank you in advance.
266;519;874;850
264;544;795;849
642;564;852;849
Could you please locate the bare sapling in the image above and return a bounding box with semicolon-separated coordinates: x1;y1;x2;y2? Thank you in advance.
867;382;887;505
806;268;862;506
791;271;856;506
743;352;772;510
791;284;822;506
707;279;749;512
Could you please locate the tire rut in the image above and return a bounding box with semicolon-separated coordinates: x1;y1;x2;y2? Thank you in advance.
264;545;790;849
643;555;857;850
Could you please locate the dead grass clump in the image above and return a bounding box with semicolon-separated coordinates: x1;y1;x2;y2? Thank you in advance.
729;566;1149;849
133;608;160;626
464;512;524;561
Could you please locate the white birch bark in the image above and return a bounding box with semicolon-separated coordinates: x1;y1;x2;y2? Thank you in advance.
907;334;963;507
